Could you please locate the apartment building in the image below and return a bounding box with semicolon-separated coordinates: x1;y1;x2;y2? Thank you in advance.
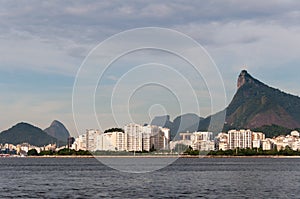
228;129;252;149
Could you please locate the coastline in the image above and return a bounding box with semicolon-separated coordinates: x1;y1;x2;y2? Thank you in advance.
5;155;300;158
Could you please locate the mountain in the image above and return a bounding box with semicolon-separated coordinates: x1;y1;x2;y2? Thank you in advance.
151;115;173;130
0;122;58;146
198;70;300;135
44;120;70;142
172;114;204;136
152;70;300;138
253;124;293;138
225;70;300;129
151;113;203;139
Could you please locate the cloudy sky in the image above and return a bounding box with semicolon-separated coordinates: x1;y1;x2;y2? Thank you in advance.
1;1;300;136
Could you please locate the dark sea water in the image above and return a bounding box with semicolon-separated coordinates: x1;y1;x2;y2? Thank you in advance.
0;157;300;198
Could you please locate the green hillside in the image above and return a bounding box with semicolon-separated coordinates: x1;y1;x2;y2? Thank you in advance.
0;122;60;146
226;70;300;129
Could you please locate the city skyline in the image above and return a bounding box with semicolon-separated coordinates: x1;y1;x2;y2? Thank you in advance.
3;121;300;155
1;1;300;136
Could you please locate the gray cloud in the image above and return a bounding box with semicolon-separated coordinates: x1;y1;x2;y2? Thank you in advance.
1;0;300;132
0;1;299;56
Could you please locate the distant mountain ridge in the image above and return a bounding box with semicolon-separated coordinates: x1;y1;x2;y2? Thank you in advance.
151;113;203;139
151;115;173;131
152;70;300;138
0;120;70;146
0;122;58;146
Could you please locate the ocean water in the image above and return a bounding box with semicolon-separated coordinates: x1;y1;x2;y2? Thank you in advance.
0;157;299;198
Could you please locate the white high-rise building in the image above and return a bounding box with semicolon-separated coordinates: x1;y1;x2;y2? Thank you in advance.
95;133;115;151
252;132;265;149
106;131;126;151
160;127;171;150
125;123;144;151
228;129;252;149
143;125;170;151
216;133;229;151
86;129;101;151
124;123;170;152
191;132;214;151
72;129;101;151
72;133;87;151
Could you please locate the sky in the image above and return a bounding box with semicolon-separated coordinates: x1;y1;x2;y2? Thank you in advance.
1;1;300;136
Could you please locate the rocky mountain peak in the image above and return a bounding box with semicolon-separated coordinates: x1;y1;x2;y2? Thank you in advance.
44;120;70;142
50;120;63;127
237;69;258;89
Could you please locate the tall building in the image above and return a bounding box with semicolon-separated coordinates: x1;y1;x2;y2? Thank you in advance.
86;129;101;151
143;125;170;151
113;131;126;151
95;133;113;151
159;127;171;150
216;133;229;151
72;134;87;151
124;123;170;152
125;123;144;151
191;132;214;151
252;132;265;149
72;129;101;151
228;129;252;149
96;131;126;151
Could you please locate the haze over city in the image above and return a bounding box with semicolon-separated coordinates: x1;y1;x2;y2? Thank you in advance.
1;1;300;136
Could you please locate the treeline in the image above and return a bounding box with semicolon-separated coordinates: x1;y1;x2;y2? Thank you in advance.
184;146;300;156
27;148;91;156
253;124;293;138
104;128;124;133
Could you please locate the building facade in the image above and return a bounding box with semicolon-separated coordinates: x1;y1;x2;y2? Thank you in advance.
216;133;229;151
228;129;253;149
191;132;214;151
